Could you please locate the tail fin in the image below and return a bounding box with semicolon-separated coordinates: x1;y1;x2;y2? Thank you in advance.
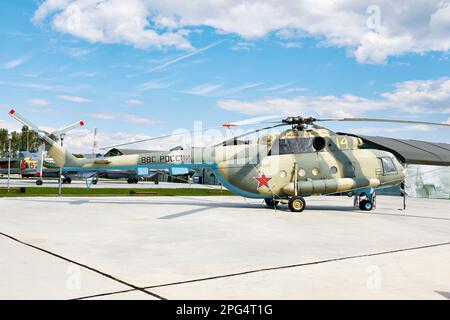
9;109;83;168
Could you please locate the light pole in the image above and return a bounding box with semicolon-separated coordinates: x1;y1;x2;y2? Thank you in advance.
60;133;66;147
7;133;12;192
58;133;66;195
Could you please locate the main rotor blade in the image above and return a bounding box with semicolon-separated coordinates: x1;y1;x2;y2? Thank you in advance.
102;116;289;150
214;123;286;147
223;115;283;127
101;125;224;150
315;118;450;127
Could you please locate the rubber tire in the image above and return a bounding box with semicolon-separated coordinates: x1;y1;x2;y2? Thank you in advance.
92;179;98;185
127;178;134;184
36;180;43;186
359;200;374;211
154;180;159;185
133;178;139;184
265;198;280;208
66;177;72;184
288;196;306;213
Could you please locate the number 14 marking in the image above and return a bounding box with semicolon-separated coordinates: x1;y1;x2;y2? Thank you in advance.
336;137;349;149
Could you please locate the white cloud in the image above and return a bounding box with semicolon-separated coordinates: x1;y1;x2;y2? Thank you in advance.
27;99;51;107
182;83;224;96
64;47;96;58
69;71;98;78
58;95;92;103
33;0;192;51
219;95;385;118
34;0;450;63
286;88;307;93
2;56;29;70
0;81;57;91
125;99;144;106
280;42;302;49
218;77;450;117
57;128;151;153
229;41;255;51
90;113;157;125
148;40;225;72
260;82;297;92
182;82;264;97
139;78;176;90
0;119;21;132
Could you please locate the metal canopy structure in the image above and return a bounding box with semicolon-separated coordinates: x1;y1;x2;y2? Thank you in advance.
344;134;450;166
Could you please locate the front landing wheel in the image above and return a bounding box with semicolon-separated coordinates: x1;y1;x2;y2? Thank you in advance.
359;200;374;211
288;196;306;213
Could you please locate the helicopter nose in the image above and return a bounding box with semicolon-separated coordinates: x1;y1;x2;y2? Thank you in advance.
402;167;407;179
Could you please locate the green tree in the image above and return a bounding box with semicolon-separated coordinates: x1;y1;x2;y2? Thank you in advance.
0;126;60;158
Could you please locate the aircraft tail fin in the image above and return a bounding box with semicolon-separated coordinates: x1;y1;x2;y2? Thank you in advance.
9;109;83;168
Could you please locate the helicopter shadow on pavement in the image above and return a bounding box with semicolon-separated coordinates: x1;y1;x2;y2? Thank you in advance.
3;197;265;220
355;210;450;222
305;201;450;221
5;198;450;221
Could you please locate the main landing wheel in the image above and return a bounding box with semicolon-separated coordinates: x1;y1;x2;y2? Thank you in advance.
265;198;280;208
288;196;306;213
359;200;374;211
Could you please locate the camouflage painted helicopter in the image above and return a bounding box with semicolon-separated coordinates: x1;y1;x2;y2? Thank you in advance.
9;109;450;212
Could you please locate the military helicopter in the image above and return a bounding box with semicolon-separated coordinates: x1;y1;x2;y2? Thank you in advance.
9;109;450;213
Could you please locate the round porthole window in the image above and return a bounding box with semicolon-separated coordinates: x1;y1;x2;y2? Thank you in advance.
280;170;287;178
312;168;320;176
298;169;307;177
330;166;338;174
313;137;326;151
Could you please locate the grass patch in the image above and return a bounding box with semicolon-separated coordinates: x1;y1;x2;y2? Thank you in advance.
0;187;233;198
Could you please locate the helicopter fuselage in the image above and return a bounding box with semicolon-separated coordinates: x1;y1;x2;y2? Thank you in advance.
50;128;407;200
213;129;407;199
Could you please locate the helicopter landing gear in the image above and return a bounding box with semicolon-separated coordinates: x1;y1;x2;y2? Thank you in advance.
265;198;280;208
356;190;376;211
288;196;306;213
127;178;139;184
359;200;374;211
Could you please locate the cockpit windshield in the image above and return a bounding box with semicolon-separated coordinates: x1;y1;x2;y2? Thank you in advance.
269;137;325;155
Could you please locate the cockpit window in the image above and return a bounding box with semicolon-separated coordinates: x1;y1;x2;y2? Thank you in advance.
269;138;315;155
381;157;397;174
222;139;249;146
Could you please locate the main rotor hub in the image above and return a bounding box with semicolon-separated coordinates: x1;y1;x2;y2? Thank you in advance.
282;117;317;130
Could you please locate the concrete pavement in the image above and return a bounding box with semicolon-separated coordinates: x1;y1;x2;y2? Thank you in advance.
0;195;449;300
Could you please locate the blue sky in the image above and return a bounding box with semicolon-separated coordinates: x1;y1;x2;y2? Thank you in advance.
1;1;449;152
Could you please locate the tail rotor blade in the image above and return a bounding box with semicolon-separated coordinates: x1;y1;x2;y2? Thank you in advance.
9;109;41;132
52;121;85;136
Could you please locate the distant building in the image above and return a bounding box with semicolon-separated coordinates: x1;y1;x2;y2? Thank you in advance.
378;165;450;199
405;165;449;199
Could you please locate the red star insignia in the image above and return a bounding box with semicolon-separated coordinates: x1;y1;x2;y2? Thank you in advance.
255;174;272;189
